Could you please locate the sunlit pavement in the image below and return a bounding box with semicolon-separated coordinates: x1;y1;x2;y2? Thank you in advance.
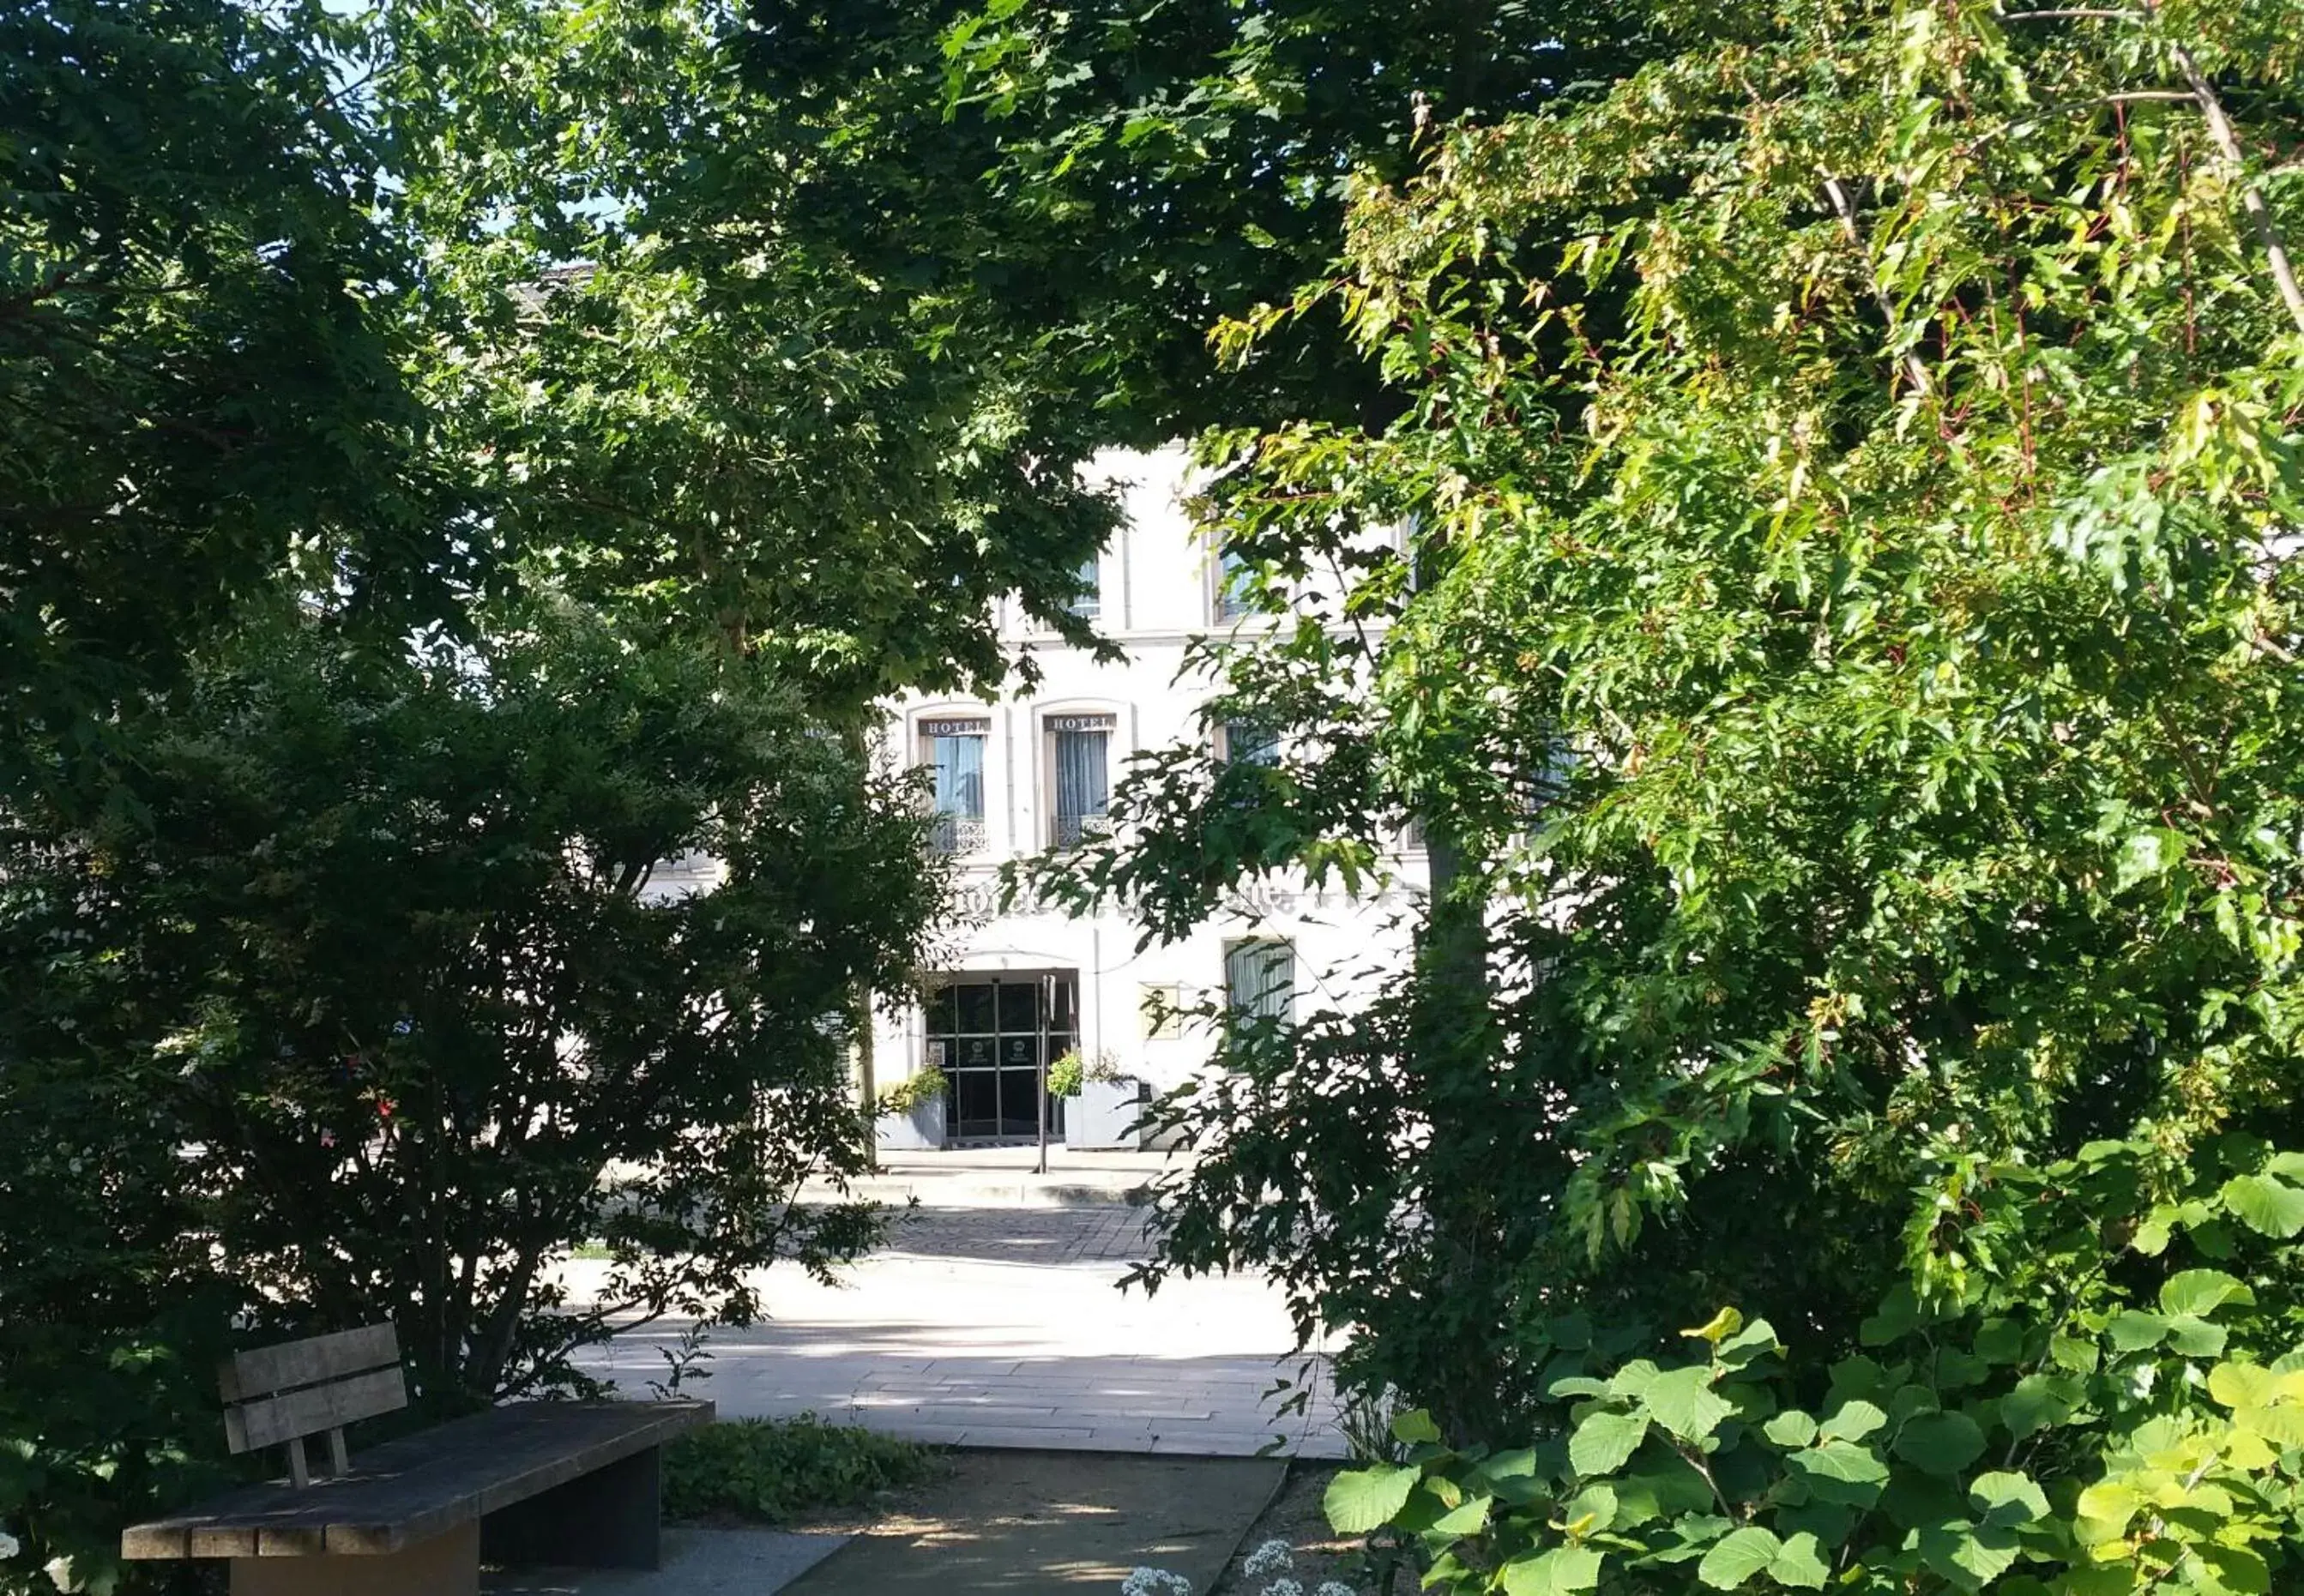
564;1205;1346;1457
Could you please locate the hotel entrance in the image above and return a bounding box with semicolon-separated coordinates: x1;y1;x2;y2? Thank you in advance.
922;973;1077;1143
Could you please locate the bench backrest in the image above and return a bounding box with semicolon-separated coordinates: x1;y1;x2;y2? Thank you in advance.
220;1324;407;1457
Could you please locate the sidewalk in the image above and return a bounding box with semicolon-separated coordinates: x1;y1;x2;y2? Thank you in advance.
568;1204;1346;1459
802;1147;1179;1209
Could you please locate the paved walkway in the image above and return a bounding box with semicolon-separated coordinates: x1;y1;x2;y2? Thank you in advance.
568;1206;1344;1458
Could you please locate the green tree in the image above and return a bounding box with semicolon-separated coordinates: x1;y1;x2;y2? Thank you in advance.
0;0;469;805
0;600;941;1590
1050;0;2304;1448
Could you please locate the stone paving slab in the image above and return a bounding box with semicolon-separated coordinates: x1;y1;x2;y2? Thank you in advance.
776;1452;1284;1596
483;1527;848;1594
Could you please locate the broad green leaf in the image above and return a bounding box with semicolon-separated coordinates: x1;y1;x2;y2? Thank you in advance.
2207;1362;2280;1409
1819;1400;1886;1442
1969;1470;2049;1527
2234;1404;2304;1448
1499;1545;1604;1596
1788;1439;1889;1505
1324;1464;1420;1534
1919;1520;2022;1589
1763;1410;1817;1448
1390;1408;1443;1446
1567;1408;1649;1476
2075;1481;2143;1542
2157;1268;2253;1318
1716;1318;1782;1368
1643;1364;1733;1443
2162;1314;2227;1358
1560;1482;1618;1535
1681;1306;1742;1344
1893;1412;1987;1476
2220;1174;2304;1238
2106;1310;2167;1352
1767;1531;1830;1590
1999;1374;2078;1439
1696;1527;1782;1589
1429;1493;1492;1536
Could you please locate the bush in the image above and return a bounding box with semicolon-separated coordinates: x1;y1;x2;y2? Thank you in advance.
662;1418;941;1524
1326;1137;2304;1594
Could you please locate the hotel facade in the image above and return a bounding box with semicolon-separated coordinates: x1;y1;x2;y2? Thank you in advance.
871;444;1425;1150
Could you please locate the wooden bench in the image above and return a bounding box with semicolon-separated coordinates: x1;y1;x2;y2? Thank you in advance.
121;1325;711;1595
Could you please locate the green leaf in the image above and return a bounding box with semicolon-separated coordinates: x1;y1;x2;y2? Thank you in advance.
1818;1400;1887;1442
1999;1375;2079;1439
2219;1174;2304;1238
1643;1365;1733;1443
1324;1464;1420;1533
1696;1527;1782;1589
1568;1408;1650;1477
1681;1306;1742;1344
2207;1361;2281;1409
1969;1470;2049;1527
1499;1545;1604;1596
1768;1530;1831;1590
1919;1520;2022;1589
1390;1408;1443;1446
1716;1318;1782;1368
2158;1269;2253;1318
1893;1412;1986;1476
1429;1492;1492;1536
2163;1314;2227;1358
1763;1410;1818;1448
1788;1439;1889;1505
2106;1310;2167;1352
1560;1482;1618;1534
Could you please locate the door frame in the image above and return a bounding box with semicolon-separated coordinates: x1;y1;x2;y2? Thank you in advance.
923;969;1077;1146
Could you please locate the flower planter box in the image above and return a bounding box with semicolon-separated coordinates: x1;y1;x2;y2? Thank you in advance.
876;1088;944;1150
1065;1078;1147;1150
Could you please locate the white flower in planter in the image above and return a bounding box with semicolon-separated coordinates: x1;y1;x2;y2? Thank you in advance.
1243;1539;1294;1580
1119;1568;1192;1596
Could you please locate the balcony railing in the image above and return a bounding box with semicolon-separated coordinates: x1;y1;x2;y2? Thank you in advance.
929;815;989;856
1050;812;1111;848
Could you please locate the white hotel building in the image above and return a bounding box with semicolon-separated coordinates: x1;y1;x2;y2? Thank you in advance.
871;444;1426;1150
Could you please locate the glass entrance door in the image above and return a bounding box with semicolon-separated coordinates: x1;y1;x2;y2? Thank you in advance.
924;973;1077;1142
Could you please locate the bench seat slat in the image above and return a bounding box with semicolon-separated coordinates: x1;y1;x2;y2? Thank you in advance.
123;1400;711;1560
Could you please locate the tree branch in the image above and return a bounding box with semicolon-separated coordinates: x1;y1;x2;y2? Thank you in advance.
1822;177;1934;399
2141;1;2304;334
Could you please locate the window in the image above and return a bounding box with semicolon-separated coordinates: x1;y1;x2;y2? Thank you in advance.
1066;553;1102;620
1214;541;1252;621
1046;713;1114;846
1224;939;1296;1027
920;717;988;855
1220;719;1279;768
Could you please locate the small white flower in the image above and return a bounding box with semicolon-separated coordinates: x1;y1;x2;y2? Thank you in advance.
0;1529;18;1559
1262;1580;1306;1596
43;1553;77;1593
1315;1583;1359;1596
1119;1569;1192;1596
1244;1538;1296;1579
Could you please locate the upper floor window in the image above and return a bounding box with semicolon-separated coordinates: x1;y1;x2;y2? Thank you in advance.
1046;713;1114;847
1220;718;1279;768
920;716;988;855
1066;553;1102;621
1224;938;1296;1027
1214;541;1253;622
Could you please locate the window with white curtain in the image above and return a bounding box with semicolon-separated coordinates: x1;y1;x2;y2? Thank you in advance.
1224;939;1296;1027
1066;552;1102;620
1046;713;1113;846
1214;541;1252;621
920;717;988;854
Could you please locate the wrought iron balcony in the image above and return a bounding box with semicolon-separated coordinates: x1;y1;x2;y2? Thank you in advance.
929;815;989;856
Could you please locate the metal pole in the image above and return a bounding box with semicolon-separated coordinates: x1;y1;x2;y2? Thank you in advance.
1035;973;1050;1175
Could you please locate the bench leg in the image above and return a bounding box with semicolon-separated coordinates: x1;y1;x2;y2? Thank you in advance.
480;1444;663;1571
230;1520;479;1596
